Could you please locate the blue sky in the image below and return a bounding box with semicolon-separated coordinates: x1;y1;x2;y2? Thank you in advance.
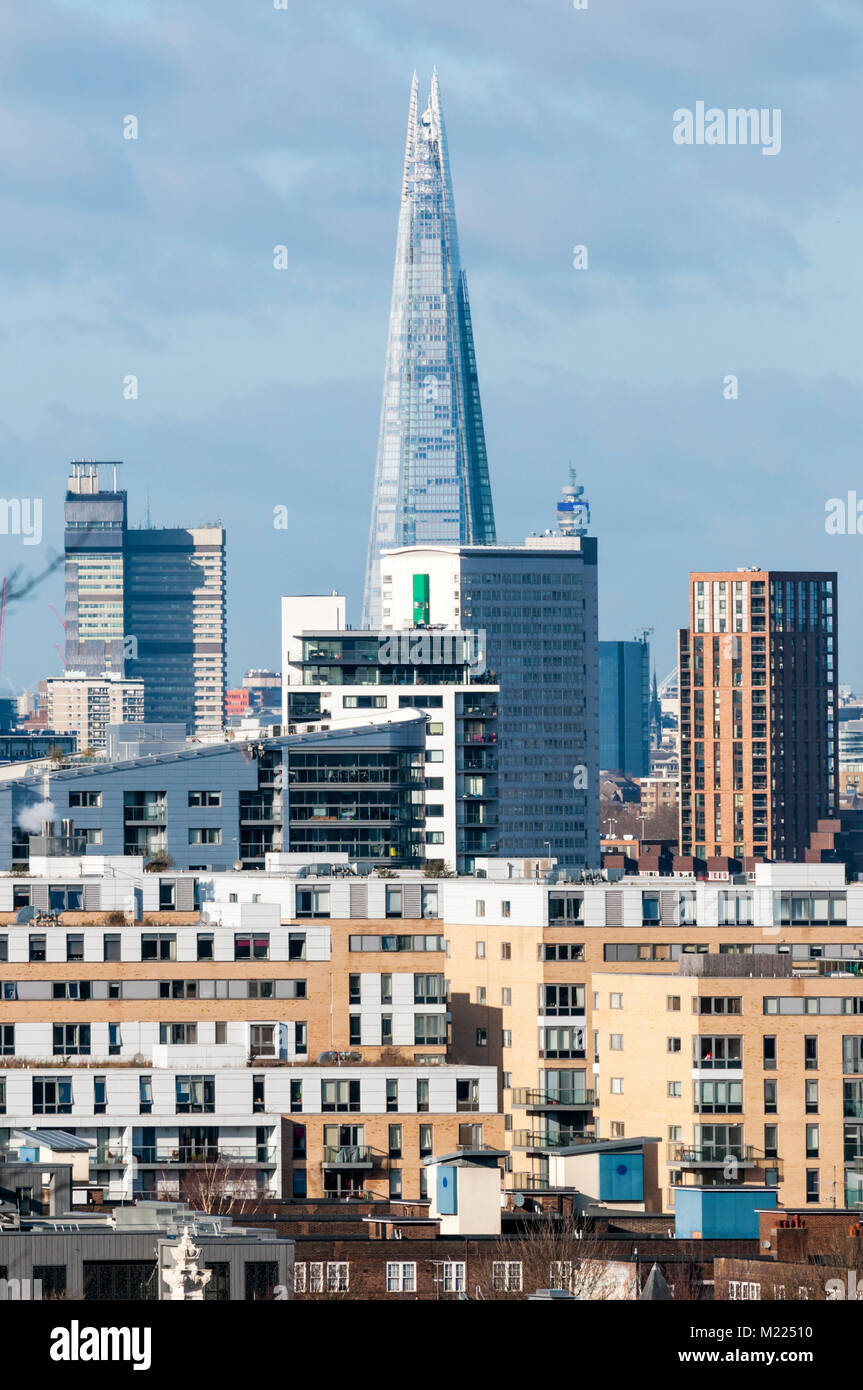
1;0;862;690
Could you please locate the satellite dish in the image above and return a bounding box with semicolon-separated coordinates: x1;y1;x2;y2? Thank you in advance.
232;860;243;871
15;906;36;924
512;1192;525;1208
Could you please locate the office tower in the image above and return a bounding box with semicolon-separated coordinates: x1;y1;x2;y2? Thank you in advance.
378;533;600;866
362;71;496;629
599;639;650;777
45;672;145;753
677;569;838;862
64;463;226;738
281;594;500;873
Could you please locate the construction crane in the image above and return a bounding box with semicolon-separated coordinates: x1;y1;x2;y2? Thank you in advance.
634;626;654;645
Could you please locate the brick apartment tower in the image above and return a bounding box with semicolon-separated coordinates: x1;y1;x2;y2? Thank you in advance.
678;570;838;862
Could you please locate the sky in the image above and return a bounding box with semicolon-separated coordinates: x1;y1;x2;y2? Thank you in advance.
1;0;862;691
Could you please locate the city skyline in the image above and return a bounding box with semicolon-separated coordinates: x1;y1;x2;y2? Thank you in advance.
1;0;862;696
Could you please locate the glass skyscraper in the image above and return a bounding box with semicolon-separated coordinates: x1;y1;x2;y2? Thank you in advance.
362;71;496;628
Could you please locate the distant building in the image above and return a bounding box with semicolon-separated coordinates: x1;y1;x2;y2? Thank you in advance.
45;672;145;752
599;640;650;778
678;569;838;861
64;462;226;738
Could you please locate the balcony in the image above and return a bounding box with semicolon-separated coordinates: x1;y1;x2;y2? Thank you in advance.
132;1145;277;1167
509;1172;551;1191
511;1088;595;1110
321;1145;373;1168
512;1131;596;1152
668;1143;754;1167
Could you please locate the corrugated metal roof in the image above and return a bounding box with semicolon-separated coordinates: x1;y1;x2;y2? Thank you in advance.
11;1129;93;1152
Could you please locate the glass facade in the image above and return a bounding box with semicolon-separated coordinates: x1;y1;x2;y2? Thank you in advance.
599;640;650;777
362;71;496;627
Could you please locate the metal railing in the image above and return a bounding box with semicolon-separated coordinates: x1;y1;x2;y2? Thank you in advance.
322;1145;373;1167
513;1130;596;1150
668;1143;754;1165
511;1088;595;1109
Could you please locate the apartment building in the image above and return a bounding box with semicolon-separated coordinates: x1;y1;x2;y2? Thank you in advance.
44;672;145;753
281;593;499;873
0;860;500;1204
593;952;863;1212
678;569;838;862
0;715;427;870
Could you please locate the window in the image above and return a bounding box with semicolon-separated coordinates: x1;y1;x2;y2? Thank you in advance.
729;1281;761;1301
417;1079;429;1113
288;933;306;960
610;1122;625;1138
668;1082;682;1097
611;1078;624;1094
476;941;486;959
764;1124;778;1159
94;1075;106;1114
33;1265;67;1298
252;1075;265;1113
763;1036;776;1069
419;1124;433;1157
764;1079;777;1114
32;1076;72;1114
421;886;439;919
70;790;101;807
610;993;623;1009
234;934;270;961
386;1262;416;1293
215;1022;228;1044
415;1016;446;1045
66;934;84;963
321;1079;360;1112
29;935;46;962
389;1170;402;1199
501;988;511;1006
296;887;330;918
0;935;6;963
197;934;214;961
610;1034;623;1051
806;1169;820;1203
492;1262;523;1292
806;1125;820;1159
502;1030;512;1048
53;1024;90;1056
501;901;511;918
667;996;680;1011
442;1262;465;1294
388;1124;402;1158
175;1075;215;1113
457;1079;479;1112
142;934;176;961
805;1080;819;1114
247;981;274;999
668;1125;682;1142
188;791;221;807
542;985;585;1015
386;1079;399;1112
500;942;511;961
475;900;485;918
805;1036;818;1071
385;887;403;918
0;1025;13;1056
476;986;487;1006
668;1038;681;1053
139;1076;153;1114
189;827;222;845
159;1023;198;1045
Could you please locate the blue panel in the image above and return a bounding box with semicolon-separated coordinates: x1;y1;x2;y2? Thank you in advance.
598;1152;643;1202
436;1166;458;1215
674;1187;778;1240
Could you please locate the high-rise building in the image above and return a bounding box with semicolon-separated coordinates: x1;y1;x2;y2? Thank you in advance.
64;463;226;738
599;639;650;777
378;542;599;866
677;569;838;862
45;672;145;753
362;72;496;629
281;594;500;873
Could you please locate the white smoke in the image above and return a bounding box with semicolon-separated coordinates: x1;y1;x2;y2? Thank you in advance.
17;800;56;834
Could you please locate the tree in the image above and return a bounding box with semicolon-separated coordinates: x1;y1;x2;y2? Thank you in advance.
176;1156;268;1218
473;1213;636;1300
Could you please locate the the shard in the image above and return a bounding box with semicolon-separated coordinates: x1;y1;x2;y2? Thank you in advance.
361;71;497;628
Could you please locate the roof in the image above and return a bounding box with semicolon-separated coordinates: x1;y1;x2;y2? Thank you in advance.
552;1137;661;1158
11;1129;93;1152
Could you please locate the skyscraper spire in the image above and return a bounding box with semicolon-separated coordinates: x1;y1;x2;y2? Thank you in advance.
362;71;496;628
